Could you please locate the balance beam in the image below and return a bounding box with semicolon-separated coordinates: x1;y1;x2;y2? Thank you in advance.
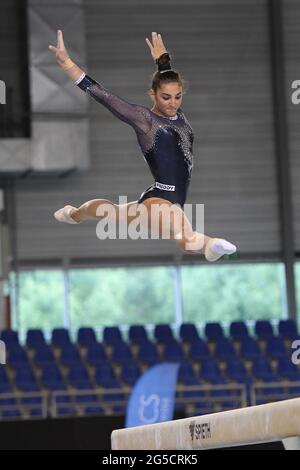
111;398;300;450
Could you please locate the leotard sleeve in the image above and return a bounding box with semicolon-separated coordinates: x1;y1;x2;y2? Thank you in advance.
76;73;151;134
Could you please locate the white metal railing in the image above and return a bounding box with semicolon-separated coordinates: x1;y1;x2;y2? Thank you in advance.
251;380;300;405
0;383;246;420
1;381;299;421
0;390;48;420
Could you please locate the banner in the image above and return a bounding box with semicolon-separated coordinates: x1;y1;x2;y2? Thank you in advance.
126;362;179;428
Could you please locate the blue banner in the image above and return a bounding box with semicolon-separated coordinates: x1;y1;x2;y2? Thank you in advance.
126;362;179;428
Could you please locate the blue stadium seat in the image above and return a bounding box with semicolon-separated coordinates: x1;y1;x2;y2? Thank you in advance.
68;364;92;388
128;325;148;344
0;367;9;385
52;329;71;348
137;340;159;365
60;345;82;367
207;377;230;397
226;358;248;382
178;362;197;383
154;324;174;343
101;377;124;404
204;323;224;341
47;381;66;392
8;346;29;367
188;338;210;361
103;327;122;345
230;322;249;341
255;321;274;340
163;340;185;362
0;330;19;349
228;375;253;403
84;406;104;416
0;383;14;396
194;401;214;415
51;387;71;411
98;375;121;391
75;392;98;407
18;382;40;393
14;364;36;387
94;362;118;388
179;324;199;342
77;328;97;347
29;408;44;418
181;376;203;399
220;399;241;410
113;405;126;415
120;361;141;386
19;384;42;407
111;341;133;363
86;343;107;366
26;329;47;349
240;338;262;360
53;388;72;407
266;337;287;359
277;356;300;380
278;320;298;339
286;374;300;395
179;374;201;387
56;407;76;417
34;345;55;367
200;359;223;381
215;338;236;359
0;383;19;419
255;376;284;402
252;357;275;381
40;364;64;389
2;409;22;419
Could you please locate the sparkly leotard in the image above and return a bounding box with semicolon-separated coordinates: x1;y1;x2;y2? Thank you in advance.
77;74;194;208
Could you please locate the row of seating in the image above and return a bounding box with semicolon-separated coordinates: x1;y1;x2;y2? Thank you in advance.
0;320;299;420
0;355;299;420
1;320;298;349
2;354;300;388
2;336;298;366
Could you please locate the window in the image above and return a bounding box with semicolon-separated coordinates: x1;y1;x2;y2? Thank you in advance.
10;262;288;336
295;262;300;328
181;263;286;324
69;266;176;328
11;270;65;337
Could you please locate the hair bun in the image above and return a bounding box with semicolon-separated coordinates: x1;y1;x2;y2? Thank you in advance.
155;52;172;72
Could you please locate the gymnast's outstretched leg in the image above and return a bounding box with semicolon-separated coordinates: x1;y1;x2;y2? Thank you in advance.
54;199;140;224
136;197;237;262
54;198;236;262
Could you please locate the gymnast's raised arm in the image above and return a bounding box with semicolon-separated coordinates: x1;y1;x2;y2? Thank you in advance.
48;30;151;134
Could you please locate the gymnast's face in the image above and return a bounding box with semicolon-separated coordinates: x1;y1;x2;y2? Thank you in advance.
150;82;183;117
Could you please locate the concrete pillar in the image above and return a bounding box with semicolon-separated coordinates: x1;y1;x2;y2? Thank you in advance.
0;214;11;330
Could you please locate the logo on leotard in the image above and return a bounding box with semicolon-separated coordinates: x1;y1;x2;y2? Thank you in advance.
155;182;175;191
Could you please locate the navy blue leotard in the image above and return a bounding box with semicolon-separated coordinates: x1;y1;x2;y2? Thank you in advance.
77;74;194;208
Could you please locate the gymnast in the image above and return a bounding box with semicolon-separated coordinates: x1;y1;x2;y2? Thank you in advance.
49;30;237;261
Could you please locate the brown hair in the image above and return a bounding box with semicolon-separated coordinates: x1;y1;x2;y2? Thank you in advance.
150;70;188;94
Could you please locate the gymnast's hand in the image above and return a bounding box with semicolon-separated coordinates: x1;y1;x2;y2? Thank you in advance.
48;30;74;70
145;32;168;61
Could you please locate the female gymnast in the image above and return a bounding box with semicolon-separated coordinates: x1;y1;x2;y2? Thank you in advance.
49;30;237;262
